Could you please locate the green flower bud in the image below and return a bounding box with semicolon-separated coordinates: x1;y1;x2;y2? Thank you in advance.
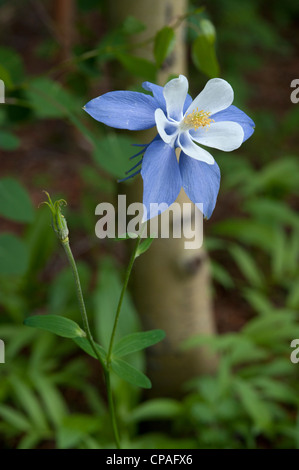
43;191;69;243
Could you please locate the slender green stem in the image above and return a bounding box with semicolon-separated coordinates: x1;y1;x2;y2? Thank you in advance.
106;233;143;366
62;240;106;369
62;229;143;449
104;369;121;449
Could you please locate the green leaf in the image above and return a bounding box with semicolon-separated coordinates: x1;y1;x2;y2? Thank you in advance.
25;206;56;276
26;77;80;119
58;414;101;449
0;130;20;150
0;404;31;432
229;244;264;287
136;236;155;257
0;233;29;276
24;315;86;339
128;398;182;423
34;375;68;427
199;19;217;43
286;277;299;309
73;336;106;361
233;379;272;431
94;257;140;350
154;27;176;68
48;262;91;316
17;432;41;450
242;288;273;315
244;198;299;230
242;311;299;345
251;377;298;405
212;219;274;252
0;64;11;89
243;157;299;196
0;177;34;222
210;260;234;288
116;53;157;82
9;376;49;431
0;46;24;87
111;358;151;389
92;134;136;178
192;32;219;78
122;16;145;35
113;329;165;357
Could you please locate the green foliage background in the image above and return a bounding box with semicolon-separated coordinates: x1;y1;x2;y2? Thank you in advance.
0;0;299;449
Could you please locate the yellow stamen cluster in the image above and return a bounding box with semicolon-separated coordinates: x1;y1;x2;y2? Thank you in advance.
183;108;214;131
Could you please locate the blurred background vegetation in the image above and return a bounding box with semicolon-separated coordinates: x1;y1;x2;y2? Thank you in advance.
0;0;299;449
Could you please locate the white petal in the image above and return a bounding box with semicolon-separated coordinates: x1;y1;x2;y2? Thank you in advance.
191;121;244;151
178;132;215;164
185;78;234;116
163;75;189;121
155;108;178;144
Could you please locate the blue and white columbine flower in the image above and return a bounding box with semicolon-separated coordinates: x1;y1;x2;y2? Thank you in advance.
84;75;254;220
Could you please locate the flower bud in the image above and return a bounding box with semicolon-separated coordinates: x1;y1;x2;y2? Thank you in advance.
43;191;69;243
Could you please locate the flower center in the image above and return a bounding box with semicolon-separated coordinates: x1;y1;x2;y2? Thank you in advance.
182;108;214;131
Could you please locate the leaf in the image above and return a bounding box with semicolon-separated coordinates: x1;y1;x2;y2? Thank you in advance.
92;134;136;178
191;23;219;78
94;257;140;350
242;311;299;345
122;16;145;35
212;219;274;252
17;432;41;450
48;262;91;316
251;377;298;405
0;177;34;222
270;228;286;280
135;236;155;257
154;27;176;68
0;130;20;150
199;19;217;43
116;53;157;82
113;329;165;357
0;46;24;87
24;315;86;339
73;336;106;361
242;288;273;315
285;229;299;277
9;376;49;431
58;414;101;449
128;399;182;423
0;404;31;432
286;277;299;309
26;77;80;119
243;157;299;196
229;244;264;287
34;375;68;427
0;233;29;276
111;358;151;389
210;260;234;288
234;379;272;431
244;198;299;230
25;206;56;276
